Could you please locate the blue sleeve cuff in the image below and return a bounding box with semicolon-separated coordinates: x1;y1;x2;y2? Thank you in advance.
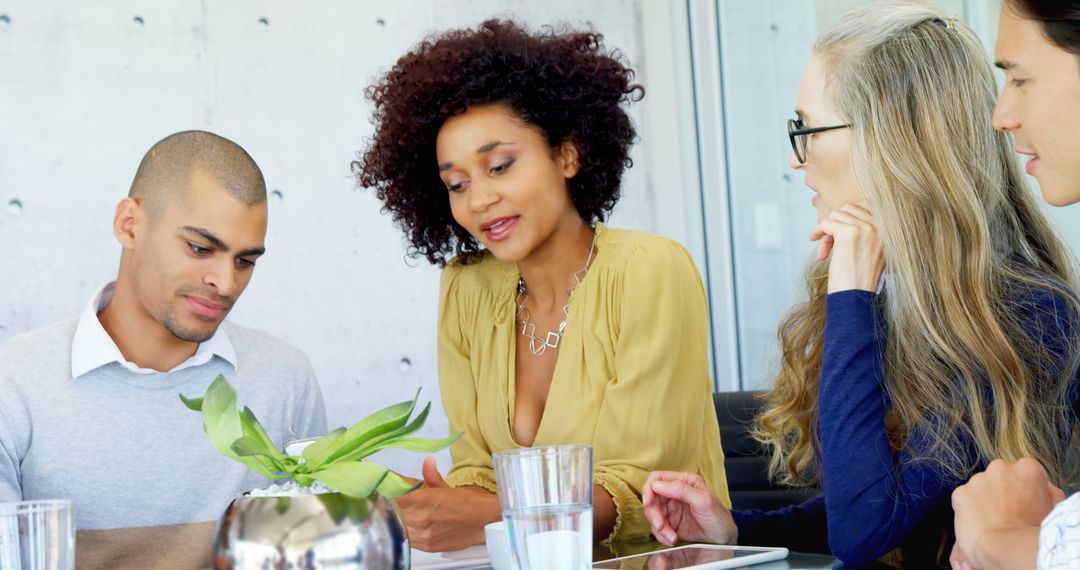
824;290;881;344
731;496;829;553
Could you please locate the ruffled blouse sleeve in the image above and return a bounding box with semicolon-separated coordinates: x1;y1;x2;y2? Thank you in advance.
439;261;499;494
591;238;728;540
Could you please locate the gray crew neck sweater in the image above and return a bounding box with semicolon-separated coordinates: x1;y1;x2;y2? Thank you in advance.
0;319;328;536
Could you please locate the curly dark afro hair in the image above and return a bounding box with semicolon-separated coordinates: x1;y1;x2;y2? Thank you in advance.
354;19;644;266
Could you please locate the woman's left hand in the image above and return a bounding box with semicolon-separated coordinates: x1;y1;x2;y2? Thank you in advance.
809;201;885;294
394;457;501;552
642;471;737;547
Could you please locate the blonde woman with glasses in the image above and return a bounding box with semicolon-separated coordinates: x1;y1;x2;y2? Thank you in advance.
642;2;1080;567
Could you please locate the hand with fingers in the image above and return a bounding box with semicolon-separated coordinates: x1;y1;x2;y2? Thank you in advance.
641;471;738;547
809;201;885;294
950;458;1066;570
393;456;501;552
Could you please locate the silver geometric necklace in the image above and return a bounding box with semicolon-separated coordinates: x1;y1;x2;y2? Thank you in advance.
515;229;598;357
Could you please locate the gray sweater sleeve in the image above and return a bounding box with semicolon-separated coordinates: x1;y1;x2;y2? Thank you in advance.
0;384;28;502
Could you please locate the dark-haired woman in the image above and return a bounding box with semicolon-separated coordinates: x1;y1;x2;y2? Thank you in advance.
356;20;729;551
950;2;1080;569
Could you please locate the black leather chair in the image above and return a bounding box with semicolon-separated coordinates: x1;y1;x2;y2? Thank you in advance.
714;391;820;511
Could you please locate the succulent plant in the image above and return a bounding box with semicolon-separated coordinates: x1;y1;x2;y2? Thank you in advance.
181;375;460;499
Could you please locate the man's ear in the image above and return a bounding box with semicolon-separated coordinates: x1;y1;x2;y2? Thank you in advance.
113;197;143;249
558;139;580;179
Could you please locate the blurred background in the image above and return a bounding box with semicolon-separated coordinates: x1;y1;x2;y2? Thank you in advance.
2;0;1077;473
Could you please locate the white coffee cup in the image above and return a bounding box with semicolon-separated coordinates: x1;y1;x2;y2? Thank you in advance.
484;521;512;570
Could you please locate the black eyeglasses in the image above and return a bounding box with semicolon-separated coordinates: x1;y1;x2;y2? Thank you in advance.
787;118;851;164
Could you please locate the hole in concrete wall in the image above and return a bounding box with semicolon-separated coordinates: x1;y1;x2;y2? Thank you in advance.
133;15;145;26
259;17;269;26
0;14;10;26
376;18;386;27
399;357;412;372
271;189;283;201
7;199;22;216
770;23;779;33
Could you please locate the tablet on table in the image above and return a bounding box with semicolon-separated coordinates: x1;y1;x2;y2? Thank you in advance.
591;544;789;570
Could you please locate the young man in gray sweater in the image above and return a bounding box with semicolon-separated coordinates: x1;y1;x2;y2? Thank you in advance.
0;130;328;568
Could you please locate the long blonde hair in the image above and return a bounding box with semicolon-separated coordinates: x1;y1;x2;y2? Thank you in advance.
756;1;1080;487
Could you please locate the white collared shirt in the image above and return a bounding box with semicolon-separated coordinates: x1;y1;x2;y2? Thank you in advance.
70;282;237;379
1039;493;1080;569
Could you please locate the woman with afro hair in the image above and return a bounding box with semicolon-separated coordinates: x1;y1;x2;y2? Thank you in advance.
356;19;730;551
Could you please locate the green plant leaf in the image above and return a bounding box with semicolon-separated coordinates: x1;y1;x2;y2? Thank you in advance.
336;402;433;463
324;390;421;463
317;493;374;525
231;436;281;461
376;471;423;498
181;379;447;499
179;394;203;412
318;492;350;525
239;406;287;462
280;456;300;470
196;376;280;479
311;462;389;499
200;376;244;456
369;432;463;454
301;427;347;468
228;437;283;478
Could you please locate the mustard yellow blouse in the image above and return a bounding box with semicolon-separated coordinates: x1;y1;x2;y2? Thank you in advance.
438;223;730;541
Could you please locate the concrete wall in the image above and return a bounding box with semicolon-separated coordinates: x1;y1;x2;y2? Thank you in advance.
0;0;653;475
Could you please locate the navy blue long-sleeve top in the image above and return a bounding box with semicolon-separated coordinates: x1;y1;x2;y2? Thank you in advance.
732;287;1080;566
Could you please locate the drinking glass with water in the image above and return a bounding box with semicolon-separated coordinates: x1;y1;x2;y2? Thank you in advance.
493;445;593;570
0;500;75;570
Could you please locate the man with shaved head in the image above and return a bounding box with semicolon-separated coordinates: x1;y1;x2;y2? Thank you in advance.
0;130;327;568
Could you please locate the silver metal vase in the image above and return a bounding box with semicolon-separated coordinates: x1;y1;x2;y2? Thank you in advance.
212;492;409;569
